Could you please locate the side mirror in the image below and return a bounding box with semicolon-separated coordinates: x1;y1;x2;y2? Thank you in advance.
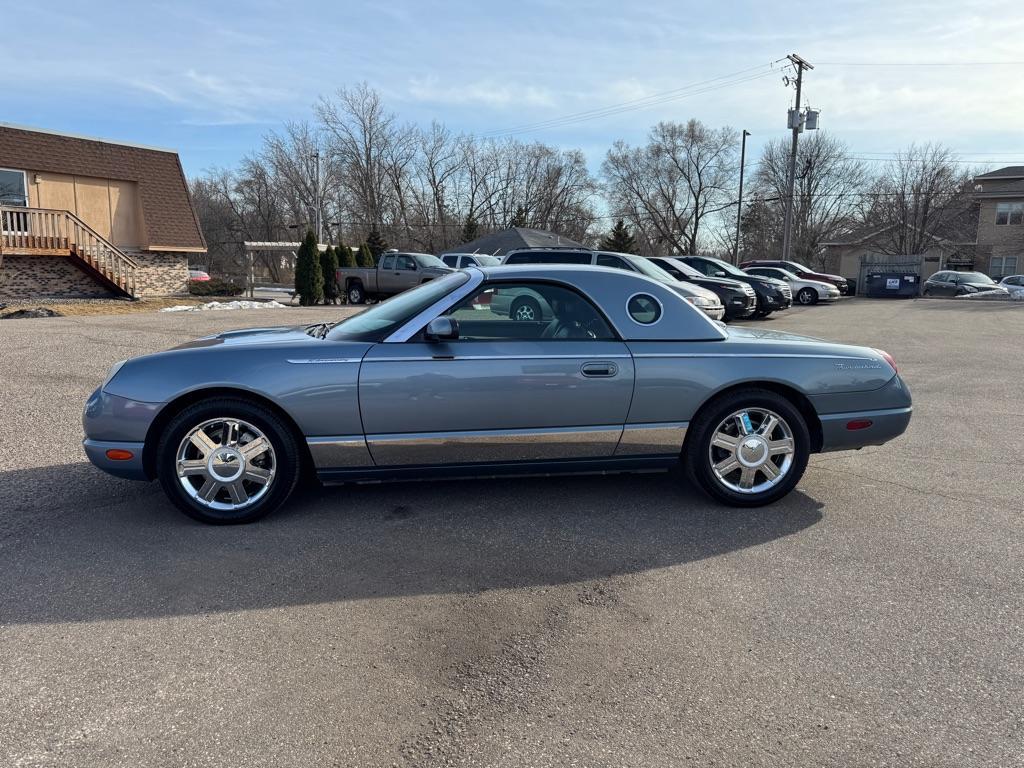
425;316;459;341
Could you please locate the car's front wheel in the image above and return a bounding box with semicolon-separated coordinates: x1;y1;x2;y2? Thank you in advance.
797;287;818;305
684;389;810;507
510;296;542;321
156;398;301;524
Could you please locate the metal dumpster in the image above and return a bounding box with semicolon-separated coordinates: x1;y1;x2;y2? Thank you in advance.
864;272;920;298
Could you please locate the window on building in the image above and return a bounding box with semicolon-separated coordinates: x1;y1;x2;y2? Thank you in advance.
995;202;1024;226
990;255;1019;278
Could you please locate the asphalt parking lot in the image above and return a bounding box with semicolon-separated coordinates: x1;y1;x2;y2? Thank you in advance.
1;298;1021;767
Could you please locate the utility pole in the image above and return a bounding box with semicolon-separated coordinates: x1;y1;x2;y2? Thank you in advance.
733;129;750;264
781;54;813;262
312;150;322;245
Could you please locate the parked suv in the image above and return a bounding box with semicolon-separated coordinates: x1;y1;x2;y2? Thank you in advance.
740;259;849;295
648;256;757;320
679;256;792;318
441;253;502;268
501;249;725;320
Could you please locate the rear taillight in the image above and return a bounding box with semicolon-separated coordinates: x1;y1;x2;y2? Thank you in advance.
875;349;898;373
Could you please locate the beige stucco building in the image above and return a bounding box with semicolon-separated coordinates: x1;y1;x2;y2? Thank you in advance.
0;123;206;299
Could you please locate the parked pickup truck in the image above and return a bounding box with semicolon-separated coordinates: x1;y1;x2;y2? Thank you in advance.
338;252;453;304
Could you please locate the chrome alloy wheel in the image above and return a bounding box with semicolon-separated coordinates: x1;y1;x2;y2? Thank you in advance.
708;408;795;494
513;303;537;321
175;418;276;511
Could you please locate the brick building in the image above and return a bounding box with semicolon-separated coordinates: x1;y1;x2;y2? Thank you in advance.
973;166;1024;279
0;123;206;299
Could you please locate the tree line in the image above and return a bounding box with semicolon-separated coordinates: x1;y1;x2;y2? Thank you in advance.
190;82;980;279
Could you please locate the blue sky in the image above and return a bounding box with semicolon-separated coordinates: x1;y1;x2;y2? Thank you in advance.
6;0;1024;176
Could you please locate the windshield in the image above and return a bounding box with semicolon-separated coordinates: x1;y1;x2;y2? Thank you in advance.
625;255;677;283
662;258;704;279
959;272;994;284
328;272;469;341
703;258;748;278
414;253;448;269
766;268;799;280
473;255;501;266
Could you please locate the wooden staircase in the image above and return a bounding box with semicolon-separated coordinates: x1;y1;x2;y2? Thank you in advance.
0;206;138;298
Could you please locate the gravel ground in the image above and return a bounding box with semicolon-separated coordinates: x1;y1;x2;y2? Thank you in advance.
0;298;1020;767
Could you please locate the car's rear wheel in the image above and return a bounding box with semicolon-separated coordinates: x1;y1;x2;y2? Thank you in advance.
510;296;541;321
156;398;301;524
684;389;810;507
347;282;365;304
797;287;818;305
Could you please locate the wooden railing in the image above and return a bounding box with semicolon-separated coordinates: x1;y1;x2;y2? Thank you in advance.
0;205;138;297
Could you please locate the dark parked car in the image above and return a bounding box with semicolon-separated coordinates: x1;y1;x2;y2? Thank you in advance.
648;256;757;320
740;259;849;295
679;256;792;318
922;270;1007;297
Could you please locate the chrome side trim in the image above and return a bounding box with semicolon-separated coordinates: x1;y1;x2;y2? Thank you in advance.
366;424;623;465
363;353;632;363
307;435;375;468
383;269;485;343
632;353;874;360
287;358;363;365
615;422;688;456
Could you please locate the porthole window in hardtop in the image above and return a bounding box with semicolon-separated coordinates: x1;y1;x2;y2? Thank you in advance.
627;293;662;325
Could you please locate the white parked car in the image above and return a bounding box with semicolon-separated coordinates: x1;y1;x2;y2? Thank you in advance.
744;266;840;305
998;275;1024;296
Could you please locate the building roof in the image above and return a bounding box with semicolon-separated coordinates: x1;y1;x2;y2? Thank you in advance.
0;123;205;252
440;226;587;256
975;166;1024;180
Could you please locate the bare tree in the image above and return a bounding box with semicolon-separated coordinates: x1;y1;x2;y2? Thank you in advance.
858;144;974;255
745;133;868;267
602;120;739;255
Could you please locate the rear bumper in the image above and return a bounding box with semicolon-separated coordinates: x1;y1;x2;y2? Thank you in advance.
83;439;149;480
818;406;912;452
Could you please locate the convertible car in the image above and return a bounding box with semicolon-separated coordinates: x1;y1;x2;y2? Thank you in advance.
83;265;912;524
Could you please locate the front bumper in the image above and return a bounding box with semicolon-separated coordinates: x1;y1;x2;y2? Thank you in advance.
83;439;149;480
724;292;758;319
703;305;726;321
83;387;161;481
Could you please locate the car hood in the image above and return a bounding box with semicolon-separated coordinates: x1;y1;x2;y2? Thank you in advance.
172;325;320;350
963;281;1004;290
743;275;788;289
668;281;721;302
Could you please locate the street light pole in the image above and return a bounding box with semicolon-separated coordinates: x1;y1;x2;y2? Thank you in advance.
733;129;750;264
312;151;322;245
781;54;812;262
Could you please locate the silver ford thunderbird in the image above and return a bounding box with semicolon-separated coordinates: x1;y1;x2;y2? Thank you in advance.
83;266;912;524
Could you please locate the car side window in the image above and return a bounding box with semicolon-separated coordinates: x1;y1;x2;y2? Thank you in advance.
443;282;615;341
442;255;458;267
596;254;630;270
462;256;477;266
381;255;395;270
396;255;416;270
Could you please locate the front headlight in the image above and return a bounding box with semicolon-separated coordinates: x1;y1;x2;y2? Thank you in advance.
963;285;978;293
103;359;127;389
686;296;716;308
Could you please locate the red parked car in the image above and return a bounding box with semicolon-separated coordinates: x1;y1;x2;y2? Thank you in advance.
740;260;849;295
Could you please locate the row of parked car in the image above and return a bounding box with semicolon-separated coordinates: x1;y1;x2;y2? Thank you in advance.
337;249;850;323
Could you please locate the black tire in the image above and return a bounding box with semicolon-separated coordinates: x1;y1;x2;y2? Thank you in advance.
156;398;301;524
347;282;366;304
753;308;773;319
683;388;810;507
510;296;542;322
797;287;818;305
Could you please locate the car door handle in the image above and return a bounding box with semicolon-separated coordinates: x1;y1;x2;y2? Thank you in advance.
581;361;618;377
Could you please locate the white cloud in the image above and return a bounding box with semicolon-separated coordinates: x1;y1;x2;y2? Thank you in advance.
407;76;556;109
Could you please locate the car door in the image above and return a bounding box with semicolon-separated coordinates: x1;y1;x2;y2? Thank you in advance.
392;254;420;291
358;280;635;466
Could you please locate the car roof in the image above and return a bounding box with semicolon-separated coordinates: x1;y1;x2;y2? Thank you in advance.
471;264;726;341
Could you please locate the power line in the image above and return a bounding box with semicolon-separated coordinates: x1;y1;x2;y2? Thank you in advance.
481;62;784;138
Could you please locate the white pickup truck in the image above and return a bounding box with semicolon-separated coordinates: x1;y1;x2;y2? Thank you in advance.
338;252;453;304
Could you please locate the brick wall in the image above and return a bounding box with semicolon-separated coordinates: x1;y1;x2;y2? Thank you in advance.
0;251;190;299
125;249;189;297
0;256;114;299
975;199;1024;274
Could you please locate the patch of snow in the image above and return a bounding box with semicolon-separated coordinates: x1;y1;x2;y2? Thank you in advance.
160;300;288;312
